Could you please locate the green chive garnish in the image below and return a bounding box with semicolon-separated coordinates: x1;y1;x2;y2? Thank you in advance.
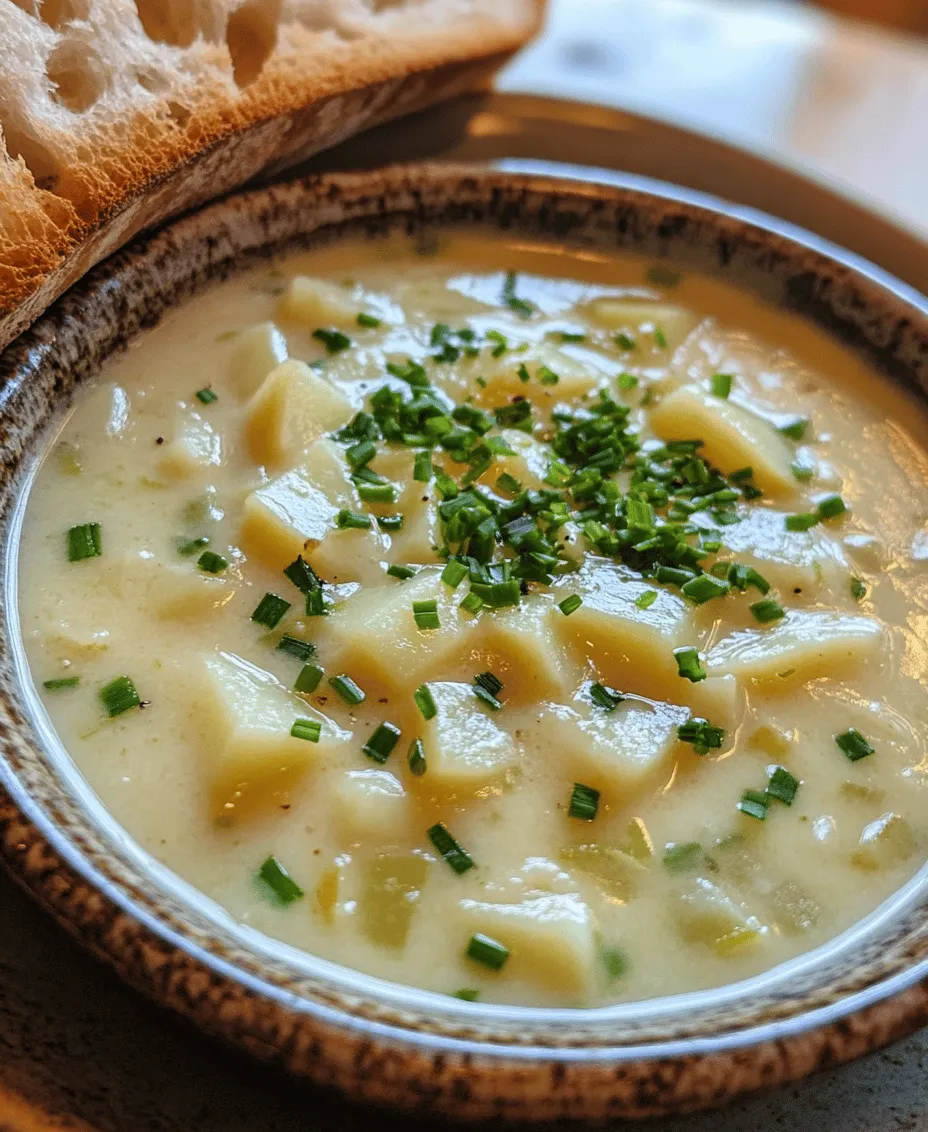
589;682;623;710
662;841;703;873
99;675;141;717
558;594;582;616
413;451;434;482
413;599;440;631
294;664;324;694
602;946;628;981
408;738;427;776
177;535;209;556
850;576;867;602
653;327;668;349
442;559;468;588
674;646;707;683
779;418;809;441
495;472;521;495
363;721;401;764
356;482;396;504
346;439;375;468
312;328;351;354
453;988;480;1001
710;372;733;398
473;671;503;710
568;782;600;821
750;598;785;623
614;332;635;351
785;512;819;532
386;563;417;580
635;590;658;610
336;509;372;530
677;717;724;755
43;676;80;691
816;494;847;521
738;789;769;821
617;373;638;390
414;684;437;721
291;718;321;743
194;387;218;404
427;822;475;874
67;523;102;562
277;636;315;663
767;765;799;805
378;513;404;531
197;549;228;574
251;593;291;629
257;855;304;904
356;312;381;328
539;365;559;386
466;932;509;970
283;554;321;595
329;674;365;706
836;728;874;762
502;271;534;318
681;574;730;604
460;591;483;615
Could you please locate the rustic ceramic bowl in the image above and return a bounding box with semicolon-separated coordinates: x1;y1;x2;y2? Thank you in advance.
0;165;925;1122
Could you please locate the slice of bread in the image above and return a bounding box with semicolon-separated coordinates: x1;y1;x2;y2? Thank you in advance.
0;0;544;352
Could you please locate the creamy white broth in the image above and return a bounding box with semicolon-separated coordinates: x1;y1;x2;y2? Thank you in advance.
18;232;928;1008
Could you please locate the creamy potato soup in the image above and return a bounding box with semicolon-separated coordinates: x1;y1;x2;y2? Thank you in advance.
18;233;928;1008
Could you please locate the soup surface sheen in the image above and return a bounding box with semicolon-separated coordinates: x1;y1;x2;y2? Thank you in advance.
19;233;928;1008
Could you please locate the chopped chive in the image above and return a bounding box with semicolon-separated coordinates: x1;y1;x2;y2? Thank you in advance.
517;363;531;383
283;554;322;595
345;439;375;469
294;664;324;694
277;635;316;663
356;482;396;504
377;513;404;532
589;682;623;711
785;512;819;532
453;988;480;1001
836;728;874;762
473;671;503;710
194;387;218;404
251;593;291;629
386;563;417;580
750;598;786;623
291;718;322;743
677;717;724;755
558;594;583;616
67;523;102;562
99;675;141;717
427;822;475;874
312;328;351;354
617;373;638;391
539;365;560;386
412;599;440;631
487;329;508;357
469;580;520;609
502;271;534;319
850;576;867;602
43;676;80;691
737;789;769;821
257;855;304;905
614;332;636;351
710;372;733;398
779;418;809;441
767;765;800;805
356;312;381;328
635;590;658;610
414;683;437;720
569;782;600;821
816;494;847;521
363;721;401;764
305;589;328;617
681;573;730;604
495;472;522;495
442;558;468;588
460;591;484;615
791;459;815;482
662;841;703;873
336;509;372;530
197;549;228;574
602;946;628;981
673;646;707;683
177;535;210;556
653;327;668;349
408;738;427;776
656;565;696;587
466;932;509;971
413;451;434;482
329;674;365;706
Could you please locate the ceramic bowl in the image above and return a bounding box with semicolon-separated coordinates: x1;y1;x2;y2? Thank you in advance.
0;165;925;1122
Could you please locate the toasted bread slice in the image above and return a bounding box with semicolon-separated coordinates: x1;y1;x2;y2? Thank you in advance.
0;0;544;352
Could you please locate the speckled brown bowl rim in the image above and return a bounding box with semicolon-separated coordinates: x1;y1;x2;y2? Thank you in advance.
0;165;925;1121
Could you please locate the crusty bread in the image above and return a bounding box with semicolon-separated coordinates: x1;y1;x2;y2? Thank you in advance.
0;0;543;352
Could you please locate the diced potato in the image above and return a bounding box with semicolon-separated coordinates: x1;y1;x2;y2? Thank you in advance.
360;851;430;949
152;563;234;621
229;321;288;397
241;466;339;568
649;385;797;497
706;611;883;685
559;844;646;903
851;813;918;871
333;769;410;841
458;892;597;995
306;526;390;587
157;415;222;479
470;341;605;405
687;674;743;732
421;681;520;788
370;448;441;565
769;880;821;934
475;596;572;702
536;692;688;794
278;276;364;328
200;651;350;817
585;299;699;352
675;877;766;956
244;360;353;466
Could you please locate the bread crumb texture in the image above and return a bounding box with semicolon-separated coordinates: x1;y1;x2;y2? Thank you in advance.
0;0;542;347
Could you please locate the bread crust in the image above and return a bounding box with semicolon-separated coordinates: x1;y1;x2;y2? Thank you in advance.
0;0;544;352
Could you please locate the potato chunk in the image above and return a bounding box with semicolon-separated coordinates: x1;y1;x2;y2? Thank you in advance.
649;385;797;496
245;360;352;466
241;466;338;567
229;321;288;397
586;299;699;352
471;341;605;405
851;813;918;871
706;611;882;684
458;892;597;996
420;681;520;788
333;769;410;842
157;415;222;479
475;596;572;701
200;651;349;817
360;852;430;949
278;276;362;328
675;877;767;955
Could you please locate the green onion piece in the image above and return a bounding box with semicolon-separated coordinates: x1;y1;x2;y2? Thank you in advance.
589;682;623;710
850;576;867;602
67;523;102;562
453;988;480;1001
386;563;417;580
635;590;658;611
539;365;559;386
277;635;315;663
257;855;304;905
194;387;218;404
816;494;847;521
673;646;707;683
305;589;328;617
653;327;668;349
791;460;815;482
750;598;786;623
377;514;404;531
466;932;509;970
336;509;372;530
558;594;583;616
294;664;324;694
427;822;475;874
291;718;322;743
469;580;521;609
312;328;351;354
329;674;365;706
487;329;508;357
836;728;874;762
197;549;228;574
569;782;600;821
408;738;427;776
356;482;396;504
681;574;730;604
363;721;401;764
614;332;635;351
677;717;724;755
345;439;376;469
617;373;638;390
43;676;80;691
785;512;819;532
460;591;484;615
495;472;522;495
414;683;437;720
99;675;141;717
283;554;322;595
779;418;809;441
413;599;440;631
502;271;534;319
737;790;769;821
710;372;733;398
517;363;531;383
356;312;381;328
442;558;468;588
602;946;628;981
251;593;291;629
177;535;209;556
413;451;434;482
767;765;800;805
473;671;503;710
662;841;703;873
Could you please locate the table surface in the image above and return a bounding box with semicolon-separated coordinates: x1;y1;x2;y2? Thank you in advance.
1;1;926;1128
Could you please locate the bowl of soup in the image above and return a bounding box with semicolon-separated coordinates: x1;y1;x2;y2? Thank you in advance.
0;165;925;1119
